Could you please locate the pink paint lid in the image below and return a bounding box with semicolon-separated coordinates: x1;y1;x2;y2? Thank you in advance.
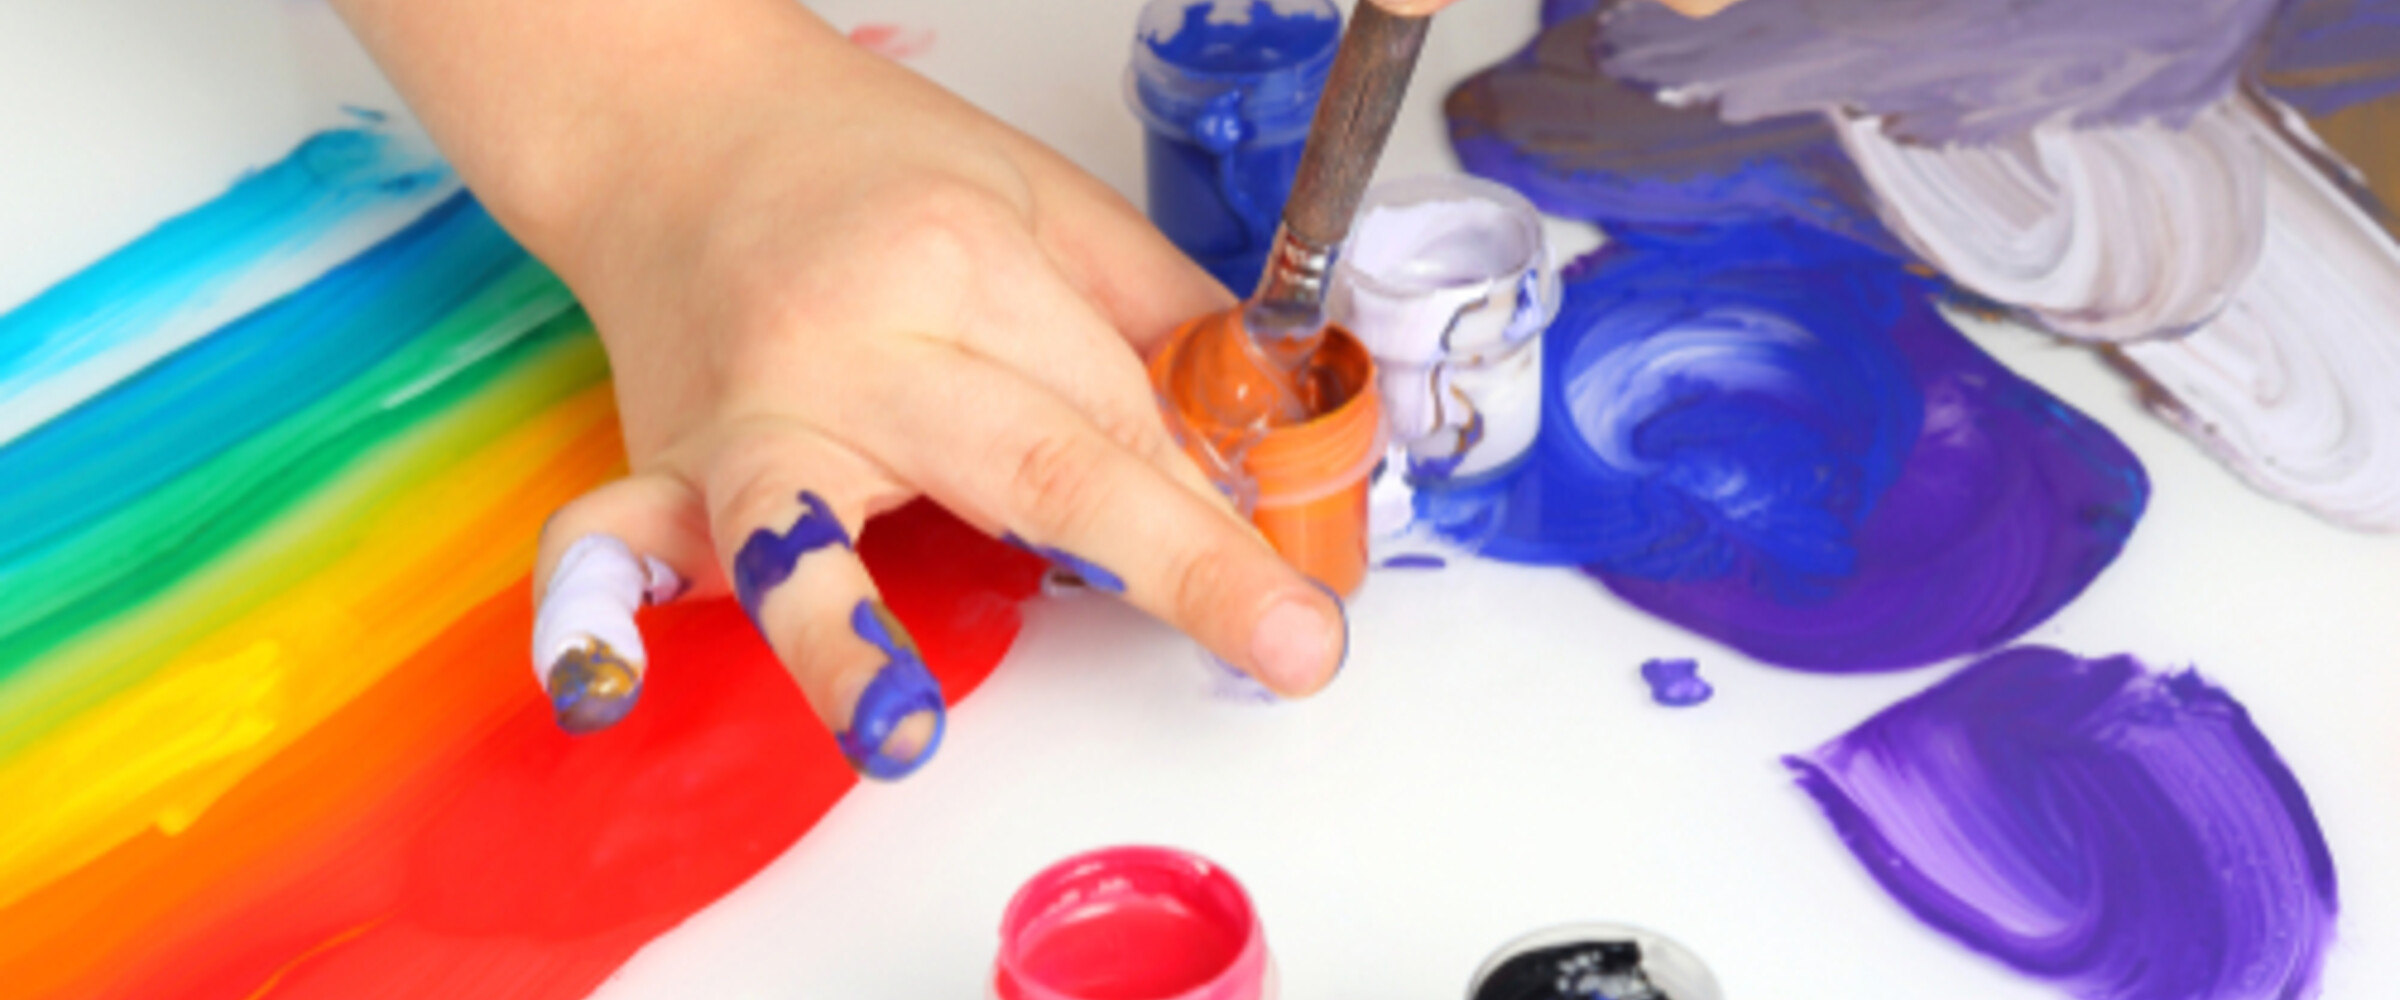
995;846;1270;1000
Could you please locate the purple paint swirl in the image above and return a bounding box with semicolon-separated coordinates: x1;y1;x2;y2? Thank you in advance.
1789;646;2338;1000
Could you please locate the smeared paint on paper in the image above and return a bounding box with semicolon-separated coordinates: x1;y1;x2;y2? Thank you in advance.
1452;2;2400;530
1789;646;2337;1000
1416;225;2147;671
0;129;1046;999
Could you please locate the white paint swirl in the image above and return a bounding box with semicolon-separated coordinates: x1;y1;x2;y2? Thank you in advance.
2115;98;2400;531
1835;96;2266;342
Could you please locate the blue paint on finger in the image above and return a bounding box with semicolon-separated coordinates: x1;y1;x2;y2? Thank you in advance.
1002;533;1128;594
839;599;947;780
731;491;852;625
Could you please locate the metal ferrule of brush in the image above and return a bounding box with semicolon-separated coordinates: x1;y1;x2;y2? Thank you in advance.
1245;226;1336;343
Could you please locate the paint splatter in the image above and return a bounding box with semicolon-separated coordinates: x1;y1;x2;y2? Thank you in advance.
1378;553;1447;570
1416;225;2147;671
1789;646;2338;1000
2110;98;2400;531
1637;658;1710;707
847;22;936;60
0;129;1047;998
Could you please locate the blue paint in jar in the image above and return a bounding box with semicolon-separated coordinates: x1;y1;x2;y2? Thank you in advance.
1127;0;1340;293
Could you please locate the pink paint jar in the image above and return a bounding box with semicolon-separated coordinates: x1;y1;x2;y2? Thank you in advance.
994;846;1275;1000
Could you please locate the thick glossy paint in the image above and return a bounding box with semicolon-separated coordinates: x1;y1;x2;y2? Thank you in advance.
1637;658;1710;707
1129;0;1340;292
1459;1;2400;528
1443;9;1900;255
1416;226;2147;671
0;131;1046;999
1789;647;2338;1000
730;490;853;623
839;599;946;780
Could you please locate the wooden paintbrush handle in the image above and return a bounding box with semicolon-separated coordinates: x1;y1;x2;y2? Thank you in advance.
1281;3;1431;254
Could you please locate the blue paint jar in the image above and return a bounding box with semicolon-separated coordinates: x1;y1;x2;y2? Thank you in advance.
1127;0;1341;294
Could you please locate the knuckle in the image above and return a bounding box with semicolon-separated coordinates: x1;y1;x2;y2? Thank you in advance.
1006;432;1110;531
1165;541;1238;632
864;175;1016;275
704;425;810;534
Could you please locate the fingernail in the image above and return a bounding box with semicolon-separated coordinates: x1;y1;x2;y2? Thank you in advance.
838;599;947;780
546;639;643;734
1249;589;1345;695
1001;533;1127;595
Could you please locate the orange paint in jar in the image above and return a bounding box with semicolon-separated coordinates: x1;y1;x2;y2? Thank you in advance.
1150;309;1384;596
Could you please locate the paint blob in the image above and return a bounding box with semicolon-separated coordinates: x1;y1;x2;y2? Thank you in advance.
1637;658;1710;707
1789;646;2338;1000
0;129;1047;999
1415;225;2148;671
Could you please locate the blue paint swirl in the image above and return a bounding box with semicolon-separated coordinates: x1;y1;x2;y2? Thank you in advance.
840;599;946;780
1418;225;2147;671
730;491;852;625
1789;647;2338;1000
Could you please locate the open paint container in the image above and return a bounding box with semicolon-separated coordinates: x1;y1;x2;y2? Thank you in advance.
1151;309;1386;596
1126;0;1341;292
994;846;1275;1000
1468;923;1721;1000
1330;174;1557;487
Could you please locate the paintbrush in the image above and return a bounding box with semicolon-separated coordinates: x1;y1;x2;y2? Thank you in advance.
1249;1;1431;341
1173;1;1433;429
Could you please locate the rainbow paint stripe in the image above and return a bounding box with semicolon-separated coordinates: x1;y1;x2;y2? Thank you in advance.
0;128;1043;999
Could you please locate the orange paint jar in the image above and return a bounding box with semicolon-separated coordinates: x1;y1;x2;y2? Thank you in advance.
1150;309;1385;596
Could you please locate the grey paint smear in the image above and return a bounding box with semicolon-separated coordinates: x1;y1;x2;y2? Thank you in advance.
1598;0;2285;145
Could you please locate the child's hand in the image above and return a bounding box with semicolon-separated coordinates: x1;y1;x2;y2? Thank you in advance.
336;0;1348;777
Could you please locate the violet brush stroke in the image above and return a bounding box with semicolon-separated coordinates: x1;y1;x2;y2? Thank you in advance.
1416;225;2147;671
1598;0;2283;145
1789;646;2338;1000
1444;6;1902;255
